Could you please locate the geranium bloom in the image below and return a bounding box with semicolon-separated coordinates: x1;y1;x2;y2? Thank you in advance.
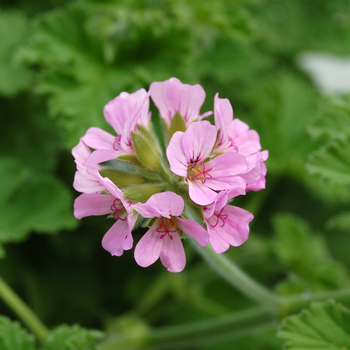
72;78;266;272
81;88;150;166
213;93;269;190
150;77;212;127
203;189;254;254
166;121;247;205
72;140;105;194
132;192;209;272
74;176;136;256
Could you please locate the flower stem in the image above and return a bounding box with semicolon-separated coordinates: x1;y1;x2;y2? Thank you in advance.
191;242;281;310
0;276;49;342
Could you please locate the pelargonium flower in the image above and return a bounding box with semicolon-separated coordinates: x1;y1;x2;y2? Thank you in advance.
132;192;209;272
72;78;267;273
150;77;212;128
213;93;269;190
72;140;105;194
74;176;137;257
203;189;254;254
166;121;248;205
81;88;151;166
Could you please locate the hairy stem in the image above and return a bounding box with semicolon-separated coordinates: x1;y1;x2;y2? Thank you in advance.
0;276;48;341
191;242;281;310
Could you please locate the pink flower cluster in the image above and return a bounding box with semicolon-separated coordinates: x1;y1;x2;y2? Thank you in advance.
72;78;268;272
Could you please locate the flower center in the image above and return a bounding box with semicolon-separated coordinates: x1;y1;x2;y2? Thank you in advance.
111;199;127;221
156;219;178;240
187;161;213;184
210;208;228;228
113;135;122;151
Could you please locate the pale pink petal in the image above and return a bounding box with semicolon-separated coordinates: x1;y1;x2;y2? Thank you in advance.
102;220;133;256
182;121;217;164
175;218;209;247
208;227;230;254
150;78;206;125
214;93;233;150
166;131;187;177
188;180;217;206
218;206;253;246
228;119;249;139
73;168;104;193
103;89;149;135
134;222;163;268
83;149;123;166
159;232;186;272
205;176;246;191
227;187;246;200
81;127;116;150
206;152;247;178
72;140;91;165
234;130;261;156
132;192;184;218
100;177;124;201
240;153;263;184
74;193;114;219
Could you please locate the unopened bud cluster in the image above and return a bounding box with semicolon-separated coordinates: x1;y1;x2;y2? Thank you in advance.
72;78;268;272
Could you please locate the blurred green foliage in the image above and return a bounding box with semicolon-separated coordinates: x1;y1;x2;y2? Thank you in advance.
1;0;350;349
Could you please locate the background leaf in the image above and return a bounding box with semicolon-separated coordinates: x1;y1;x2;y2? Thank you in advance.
0;316;35;350
278;300;350;349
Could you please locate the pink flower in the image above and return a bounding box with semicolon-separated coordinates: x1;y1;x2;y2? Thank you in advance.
213;93;269;189
81;88;150;166
203;189;254;254
74;176;137;257
149;77;212;127
132;192;209;272
166;121;247;205
72;140;104;193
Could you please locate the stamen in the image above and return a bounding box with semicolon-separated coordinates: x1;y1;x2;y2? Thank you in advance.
210;208;228;228
113;136;122;150
111;199;127;221
192;161;213;184
156;220;179;240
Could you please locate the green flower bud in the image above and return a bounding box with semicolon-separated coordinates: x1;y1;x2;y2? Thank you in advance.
168;111;187;141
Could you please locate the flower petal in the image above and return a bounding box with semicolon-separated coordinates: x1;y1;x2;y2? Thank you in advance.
166;131;187;177
175;218;209;247
150;77;206;125
182;121;217;164
102;219;133;256
188;180;217;206
81;127;116;150
132;192;184;218
74;193;114;219
159;232;186;272
206;152;247;178
134;221;163;268
214;93;233;150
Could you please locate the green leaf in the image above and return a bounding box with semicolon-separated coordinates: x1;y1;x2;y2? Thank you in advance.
271;213;350;293
326;212;350;231
0;11;33;96
123;184;167;202
278;300;350;349
240;71;318;178
43;324;103;350
306;137;350;185
0;315;35;350
18;4;194;148
0;157;77;243
307;94;350;141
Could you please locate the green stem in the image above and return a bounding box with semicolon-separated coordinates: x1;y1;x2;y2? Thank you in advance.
0;276;49;342
191;242;281;310
99;306;275;350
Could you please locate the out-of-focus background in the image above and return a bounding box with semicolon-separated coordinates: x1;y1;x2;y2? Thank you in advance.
1;0;350;349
